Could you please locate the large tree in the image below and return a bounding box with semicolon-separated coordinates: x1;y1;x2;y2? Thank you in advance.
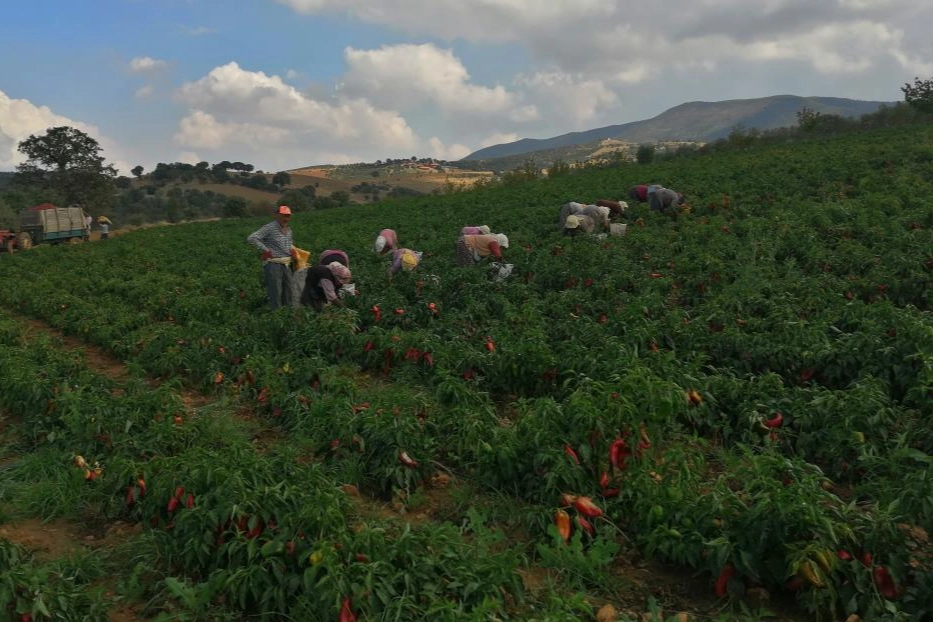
15;126;117;209
902;76;933;114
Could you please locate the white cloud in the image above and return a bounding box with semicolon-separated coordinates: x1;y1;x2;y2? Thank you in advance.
173;62;421;168
340;43;534;121
0;89;132;174
129;56;167;73
135;85;155;99
479;132;521;148
276;0;617;42
176;151;202;165
515;72;618;126
277;0;929;91
427;137;471;161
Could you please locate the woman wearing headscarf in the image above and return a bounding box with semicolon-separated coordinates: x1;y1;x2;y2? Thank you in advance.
388;248;423;277
580;204;612;231
301;261;353;310
373;229;398;255
595;199;627;217
563;214;596;235
319;249;350;268
558;201;586;229
456;233;508;266
460;225;491;236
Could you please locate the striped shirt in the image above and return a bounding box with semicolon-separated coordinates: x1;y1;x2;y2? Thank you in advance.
247;221;293;259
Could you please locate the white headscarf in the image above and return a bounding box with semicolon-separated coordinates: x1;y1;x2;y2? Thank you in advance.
373;235;386;253
495;233;509;248
478;225;491;234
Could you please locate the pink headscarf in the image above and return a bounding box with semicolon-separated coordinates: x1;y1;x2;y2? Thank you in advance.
328;262;352;285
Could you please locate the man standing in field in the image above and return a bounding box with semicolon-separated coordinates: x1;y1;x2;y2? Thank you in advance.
247;205;298;310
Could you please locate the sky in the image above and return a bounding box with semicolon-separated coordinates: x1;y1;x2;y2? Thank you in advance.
1;0;931;175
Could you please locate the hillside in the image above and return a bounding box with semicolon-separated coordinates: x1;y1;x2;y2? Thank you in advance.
2;120;933;620
463;95;893;162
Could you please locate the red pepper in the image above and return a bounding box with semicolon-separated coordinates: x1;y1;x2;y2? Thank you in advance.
174;486;185;500
576;516;595;536
137;478;147;497
398;451;419;468
339;597;357;622
837;549;853;561
599;487;620;498
764;412;783;428
125;486;136;507
554;509;571;542
714;564;735;597
428;302;438;316
423;352;434;367
599;471;610;489
563;444;580;465
873;566;900;599
609;438;632;470
363;341;375;352
394;308;405;315
559;493;578;507
860;551;873;567
485;338;496;352
371;305;381;322
167;497;179;513
186;493;195;509
573;496;603;518
247;521;264;539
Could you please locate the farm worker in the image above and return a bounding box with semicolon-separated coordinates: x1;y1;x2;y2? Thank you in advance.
301;262;353;310
580;204;611;231
647;186;685;213
627;185;649;202
373;229;398;255
595;199;627;217
563;214;596;235
319;249;349;268
389;248;423;277
460;225;491;236
456;233;508;266
247;205;298;310
558;201;586;228
99;220;110;240
83;213;92;241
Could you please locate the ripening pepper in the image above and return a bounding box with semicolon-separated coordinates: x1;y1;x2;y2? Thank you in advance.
714;564;735;597
564;444;580;465
554;509;572;542
573;496;603;518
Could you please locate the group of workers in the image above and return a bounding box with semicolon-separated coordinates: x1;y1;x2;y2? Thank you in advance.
560;184;686;235
247;182;684;310
247;205;510;310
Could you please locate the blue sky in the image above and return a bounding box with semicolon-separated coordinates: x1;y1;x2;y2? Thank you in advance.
1;0;930;174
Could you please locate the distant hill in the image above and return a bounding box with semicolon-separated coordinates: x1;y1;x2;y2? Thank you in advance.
0;172;14;189
462;95;894;162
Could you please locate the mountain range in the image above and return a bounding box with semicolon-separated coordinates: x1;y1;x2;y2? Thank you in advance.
461;95;894;164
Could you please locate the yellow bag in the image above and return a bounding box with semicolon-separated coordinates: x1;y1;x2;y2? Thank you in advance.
292;247;310;270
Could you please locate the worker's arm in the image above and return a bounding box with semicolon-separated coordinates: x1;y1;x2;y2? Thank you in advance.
321;279;339;303
488;241;502;259
247;224;271;252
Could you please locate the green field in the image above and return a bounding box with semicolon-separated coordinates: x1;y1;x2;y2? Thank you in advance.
1;122;933;621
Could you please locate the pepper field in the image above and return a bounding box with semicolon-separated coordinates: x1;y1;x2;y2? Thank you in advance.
2;123;933;621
